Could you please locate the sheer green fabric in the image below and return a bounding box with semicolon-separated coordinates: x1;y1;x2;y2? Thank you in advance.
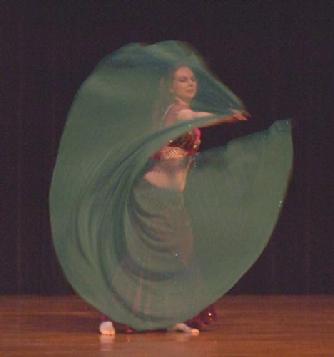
50;41;292;330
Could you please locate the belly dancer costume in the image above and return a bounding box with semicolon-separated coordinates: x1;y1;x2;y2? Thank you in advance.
101;102;215;332
50;41;293;331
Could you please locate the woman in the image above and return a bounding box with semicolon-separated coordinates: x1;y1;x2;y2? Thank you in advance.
99;65;248;335
50;41;292;336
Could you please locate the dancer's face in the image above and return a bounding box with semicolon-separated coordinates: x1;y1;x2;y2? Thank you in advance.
170;66;197;104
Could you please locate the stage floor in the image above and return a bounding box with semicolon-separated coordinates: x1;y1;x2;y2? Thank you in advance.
0;295;333;356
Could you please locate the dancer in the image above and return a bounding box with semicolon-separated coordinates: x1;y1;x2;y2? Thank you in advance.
99;64;247;335
50;41;292;336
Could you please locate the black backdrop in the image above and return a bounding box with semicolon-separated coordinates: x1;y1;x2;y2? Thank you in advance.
1;0;333;295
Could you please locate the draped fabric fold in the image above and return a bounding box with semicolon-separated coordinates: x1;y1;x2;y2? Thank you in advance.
50;41;293;330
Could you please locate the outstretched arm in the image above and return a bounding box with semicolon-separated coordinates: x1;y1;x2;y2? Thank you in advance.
177;108;249;126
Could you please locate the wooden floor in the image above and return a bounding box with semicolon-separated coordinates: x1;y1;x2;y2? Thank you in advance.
0;295;333;356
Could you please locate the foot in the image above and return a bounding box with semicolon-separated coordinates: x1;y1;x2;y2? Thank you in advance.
168;323;199;335
99;321;116;336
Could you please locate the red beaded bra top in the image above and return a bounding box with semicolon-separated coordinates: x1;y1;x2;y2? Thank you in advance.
154;102;201;160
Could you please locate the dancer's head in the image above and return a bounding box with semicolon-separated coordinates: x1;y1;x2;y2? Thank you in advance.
152;64;198;128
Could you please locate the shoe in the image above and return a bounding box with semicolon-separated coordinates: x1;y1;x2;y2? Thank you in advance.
99;321;116;335
168;323;199;335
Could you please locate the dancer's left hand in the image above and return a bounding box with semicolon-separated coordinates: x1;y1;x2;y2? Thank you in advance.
231;109;249;121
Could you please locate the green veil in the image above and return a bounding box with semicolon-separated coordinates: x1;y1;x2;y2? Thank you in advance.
50;41;292;330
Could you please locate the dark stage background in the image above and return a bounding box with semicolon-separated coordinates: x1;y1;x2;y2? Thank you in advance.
1;1;333;295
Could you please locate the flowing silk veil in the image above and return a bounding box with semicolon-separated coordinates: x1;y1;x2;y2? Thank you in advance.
50;41;293;330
